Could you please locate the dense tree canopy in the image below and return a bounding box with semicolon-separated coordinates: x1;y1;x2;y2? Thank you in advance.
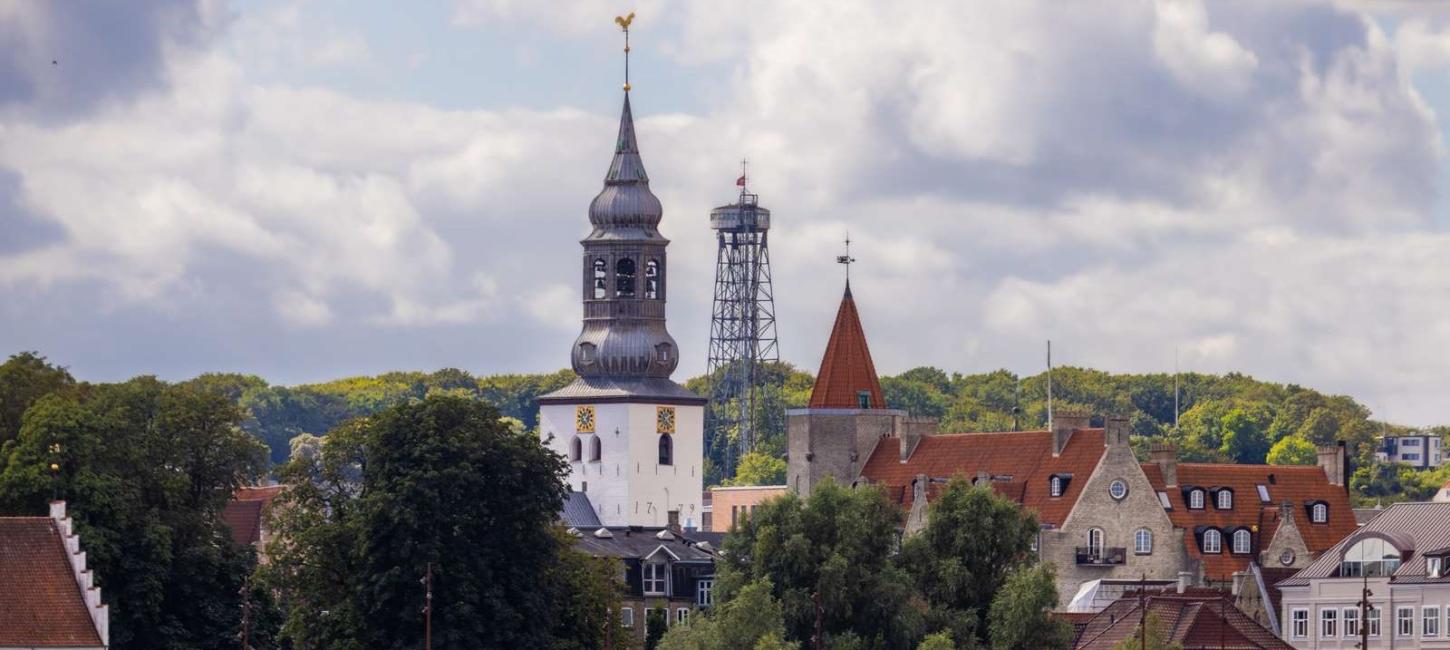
0;351;75;445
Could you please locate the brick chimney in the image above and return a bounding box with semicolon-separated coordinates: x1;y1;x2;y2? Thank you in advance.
899;417;937;462
1316;442;1346;489
1150;442;1178;487
1104;415;1131;447
1052;410;1090;457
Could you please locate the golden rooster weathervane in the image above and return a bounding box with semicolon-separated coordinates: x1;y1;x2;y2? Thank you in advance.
615;12;635;92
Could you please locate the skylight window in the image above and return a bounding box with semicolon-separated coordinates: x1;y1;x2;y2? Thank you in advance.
1157;492;1172;510
1257;484;1271;503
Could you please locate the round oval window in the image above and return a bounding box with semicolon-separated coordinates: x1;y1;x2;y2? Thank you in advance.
1109;479;1128;500
1280;549;1296;566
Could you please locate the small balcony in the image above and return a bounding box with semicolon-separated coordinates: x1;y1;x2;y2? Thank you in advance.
1076;547;1127;566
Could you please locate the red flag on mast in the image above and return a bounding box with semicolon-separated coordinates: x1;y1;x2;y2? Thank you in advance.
736;175;747;187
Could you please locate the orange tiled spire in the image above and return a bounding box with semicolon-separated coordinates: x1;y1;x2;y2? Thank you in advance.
809;283;885;409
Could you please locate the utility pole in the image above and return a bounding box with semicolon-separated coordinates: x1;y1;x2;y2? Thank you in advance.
1138;573;1147;650
1356;568;1372;649
811;590;823;650
239;575;253;650
422;562;433;650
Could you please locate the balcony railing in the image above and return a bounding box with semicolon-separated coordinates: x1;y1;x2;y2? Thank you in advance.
1076;547;1127;566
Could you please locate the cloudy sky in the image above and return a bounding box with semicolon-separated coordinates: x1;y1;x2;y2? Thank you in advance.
3;0;1450;425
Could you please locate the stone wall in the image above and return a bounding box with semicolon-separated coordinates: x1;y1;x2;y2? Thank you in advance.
786;408;904;496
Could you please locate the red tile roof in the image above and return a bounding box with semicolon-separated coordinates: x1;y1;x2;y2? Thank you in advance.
859;428;1108;527
0;518;103;647
808;285;885;409
221;485;285;547
1140;463;1356;578
1074;593;1291;649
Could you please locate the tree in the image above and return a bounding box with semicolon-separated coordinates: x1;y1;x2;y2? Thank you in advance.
725;451;787;486
717;479;921;648
986;564;1073;650
1109;612;1182;650
916;632;955;650
0;351;74;446
0;378;268;650
1266;436;1316;465
657;579;789;650
265;394;614;650
899;478;1039;645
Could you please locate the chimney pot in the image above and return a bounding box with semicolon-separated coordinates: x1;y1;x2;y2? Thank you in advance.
1151;443;1179;487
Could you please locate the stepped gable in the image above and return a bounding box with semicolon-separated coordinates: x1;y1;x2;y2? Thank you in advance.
808;284;885;409
0;516;104;647
858;427;1108;527
1141;463;1356;578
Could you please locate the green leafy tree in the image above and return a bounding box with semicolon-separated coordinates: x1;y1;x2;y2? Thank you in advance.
1109;612;1182;650
899;478;1039;645
1266;436;1316;465
0;378;268;650
916;631;955;650
986;564;1073;650
0;351;75;446
658;579;789;650
725;451;787;486
718;479;921;648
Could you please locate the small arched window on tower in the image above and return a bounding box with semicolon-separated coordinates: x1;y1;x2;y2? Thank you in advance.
658;434;673;466
616;258;637;297
592;258;607;299
645;259;661;299
589;436;601;462
570;436;583;462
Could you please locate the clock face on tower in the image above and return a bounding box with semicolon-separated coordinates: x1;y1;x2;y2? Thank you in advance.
656;406;676;434
575;406;596;433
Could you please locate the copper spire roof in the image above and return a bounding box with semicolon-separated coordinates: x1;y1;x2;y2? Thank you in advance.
809;283;886;409
587;95;664;233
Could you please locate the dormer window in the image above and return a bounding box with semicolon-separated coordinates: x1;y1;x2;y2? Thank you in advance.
1203;529;1222;554
1189;489;1205;510
616;257;636;297
1342;537;1402;577
1311;502;1328;524
1216;489;1233;510
1233;529;1252;554
1430;557;1443;579
1050;476;1063;497
644;259;661;299
643;561;668;595
857;390;871;409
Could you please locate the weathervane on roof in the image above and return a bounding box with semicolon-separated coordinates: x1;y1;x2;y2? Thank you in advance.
836;232;856;283
615;12;635;92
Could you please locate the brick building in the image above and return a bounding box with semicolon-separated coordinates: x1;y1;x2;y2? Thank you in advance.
788;281;1359;608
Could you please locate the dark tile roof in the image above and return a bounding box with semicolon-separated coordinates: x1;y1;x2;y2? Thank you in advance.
808;285;885;410
860;428;1108;527
1074;592;1291;649
571;527;718;563
538;376;706;404
0;518;103;647
221;485;284;547
1140;463;1356;578
1281;501;1450;587
561;491;603;528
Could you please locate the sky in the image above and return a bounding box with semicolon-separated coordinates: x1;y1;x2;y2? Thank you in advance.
3;0;1450;426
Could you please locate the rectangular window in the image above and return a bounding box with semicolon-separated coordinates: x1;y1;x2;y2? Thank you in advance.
643;562;667;595
1343;608;1359;638
1157;491;1172;510
1403;438;1421;446
621;607;635;628
1431;557;1443;578
1398;606;1414;637
857;390;871;409
1404;453;1421;461
676;608;689;625
1291;609;1308;639
1425;606;1440;637
1322;609;1337;638
731;505;738;528
1256;484;1271;503
645;608;658;633
696;579;714;607
1369;607;1381;637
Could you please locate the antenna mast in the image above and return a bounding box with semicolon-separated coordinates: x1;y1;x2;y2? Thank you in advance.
1047;340;1054;429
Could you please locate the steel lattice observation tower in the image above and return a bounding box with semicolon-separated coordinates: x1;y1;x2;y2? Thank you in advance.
705;169;780;473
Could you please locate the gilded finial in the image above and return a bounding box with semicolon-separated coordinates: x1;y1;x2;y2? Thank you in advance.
615;12;635;92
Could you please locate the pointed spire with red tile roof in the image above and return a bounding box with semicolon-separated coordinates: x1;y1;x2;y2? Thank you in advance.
809;282;886;409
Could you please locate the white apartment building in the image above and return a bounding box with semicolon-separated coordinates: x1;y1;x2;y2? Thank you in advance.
1278;502;1450;649
1377;434;1444;469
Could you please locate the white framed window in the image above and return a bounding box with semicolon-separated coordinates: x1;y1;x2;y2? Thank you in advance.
1432;557;1443;578
1109;479;1128;500
1425;606;1440;637
1049;476;1062;497
1203;529;1222;554
1291;609;1308;639
1343;607;1359;638
696;579;714;607
1312;503;1328;523
1087;528;1105;555
1217;489;1232;510
1134;528;1153;555
1398;606;1414;637
643;562;668;595
620;607;635;628
1232;529;1251;554
1322;608;1337;638
1369;607;1381;638
676;608;689;625
1189;489;1205;509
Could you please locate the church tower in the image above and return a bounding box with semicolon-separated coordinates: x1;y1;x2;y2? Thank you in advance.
538;18;706;529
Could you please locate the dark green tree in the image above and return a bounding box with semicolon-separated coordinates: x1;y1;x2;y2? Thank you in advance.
0;351;75;446
986;564;1073;650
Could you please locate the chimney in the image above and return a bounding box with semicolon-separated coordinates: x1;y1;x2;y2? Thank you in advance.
1150;443;1178;487
1177;571;1193;594
1105;415;1131;447
1231;571;1246;597
1052;410;1090;457
899;417;937;462
1317;442;1346;489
